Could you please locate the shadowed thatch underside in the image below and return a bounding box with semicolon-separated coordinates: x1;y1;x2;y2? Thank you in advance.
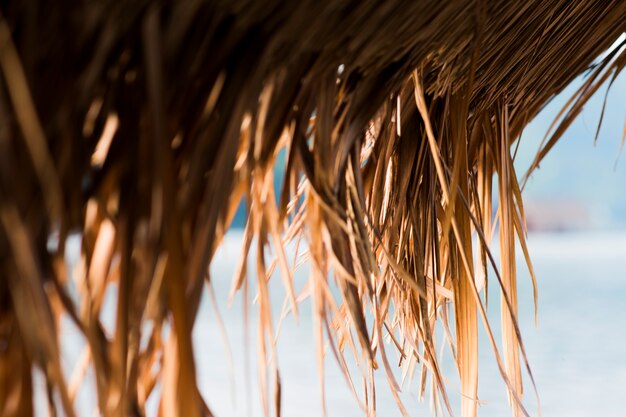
0;1;624;416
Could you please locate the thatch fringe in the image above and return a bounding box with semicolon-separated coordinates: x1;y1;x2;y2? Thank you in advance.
0;1;624;416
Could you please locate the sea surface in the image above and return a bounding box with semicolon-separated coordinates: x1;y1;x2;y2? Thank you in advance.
49;231;626;417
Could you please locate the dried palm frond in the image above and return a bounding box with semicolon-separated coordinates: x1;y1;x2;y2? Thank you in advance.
0;1;624;417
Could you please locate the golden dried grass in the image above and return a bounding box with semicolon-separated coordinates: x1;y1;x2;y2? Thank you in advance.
0;1;624;416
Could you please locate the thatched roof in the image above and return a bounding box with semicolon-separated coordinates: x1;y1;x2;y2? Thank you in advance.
0;1;624;416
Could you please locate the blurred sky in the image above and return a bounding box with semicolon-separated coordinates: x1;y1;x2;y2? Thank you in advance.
514;39;626;229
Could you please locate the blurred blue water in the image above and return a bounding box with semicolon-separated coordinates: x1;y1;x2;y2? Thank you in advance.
48;232;626;417
190;231;626;417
